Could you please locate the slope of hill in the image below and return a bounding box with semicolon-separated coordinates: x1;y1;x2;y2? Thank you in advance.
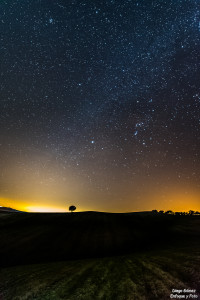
0;211;199;267
0;206;23;213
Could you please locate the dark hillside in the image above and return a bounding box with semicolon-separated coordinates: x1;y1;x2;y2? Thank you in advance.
0;212;199;267
0;207;23;213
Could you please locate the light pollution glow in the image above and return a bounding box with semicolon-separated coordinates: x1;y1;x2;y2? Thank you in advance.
1;186;199;213
0;151;199;213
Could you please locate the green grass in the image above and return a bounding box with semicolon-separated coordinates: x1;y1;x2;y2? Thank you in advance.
1;248;200;300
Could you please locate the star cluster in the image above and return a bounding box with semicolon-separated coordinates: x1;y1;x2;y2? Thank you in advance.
0;0;200;212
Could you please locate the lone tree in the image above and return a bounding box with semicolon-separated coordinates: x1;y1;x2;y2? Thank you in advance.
69;205;76;213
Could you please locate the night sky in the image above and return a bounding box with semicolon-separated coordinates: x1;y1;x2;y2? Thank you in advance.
1;0;200;212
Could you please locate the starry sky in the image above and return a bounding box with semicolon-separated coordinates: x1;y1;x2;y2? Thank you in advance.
0;0;200;212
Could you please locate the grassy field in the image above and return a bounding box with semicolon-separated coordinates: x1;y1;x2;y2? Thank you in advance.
1;249;200;300
0;212;200;299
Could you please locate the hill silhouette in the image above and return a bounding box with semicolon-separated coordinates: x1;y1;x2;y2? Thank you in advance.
0;206;23;213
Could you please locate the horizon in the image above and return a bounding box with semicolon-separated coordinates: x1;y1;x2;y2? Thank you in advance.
1;203;199;214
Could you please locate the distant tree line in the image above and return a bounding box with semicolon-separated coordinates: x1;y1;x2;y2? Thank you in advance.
152;209;200;216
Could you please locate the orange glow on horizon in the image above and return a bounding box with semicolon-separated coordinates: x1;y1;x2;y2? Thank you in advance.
0;197;68;213
0;190;199;213
0;197;87;212
25;206;68;212
150;188;200;212
0;197;28;212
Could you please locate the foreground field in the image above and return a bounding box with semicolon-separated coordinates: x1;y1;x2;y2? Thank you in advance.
0;212;200;299
1;212;200;267
1;248;200;300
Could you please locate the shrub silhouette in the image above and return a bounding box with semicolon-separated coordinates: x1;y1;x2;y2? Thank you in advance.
69;205;76;213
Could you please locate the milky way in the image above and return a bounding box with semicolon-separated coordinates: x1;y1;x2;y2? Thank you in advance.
0;0;200;212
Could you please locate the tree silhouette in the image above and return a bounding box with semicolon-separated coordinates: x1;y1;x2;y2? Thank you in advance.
189;210;194;216
175;212;181;216
69;205;76;213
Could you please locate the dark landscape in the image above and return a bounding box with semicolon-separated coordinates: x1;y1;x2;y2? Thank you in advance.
0;211;200;299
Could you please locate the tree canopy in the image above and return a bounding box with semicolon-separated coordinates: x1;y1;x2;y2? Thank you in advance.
69;205;76;212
